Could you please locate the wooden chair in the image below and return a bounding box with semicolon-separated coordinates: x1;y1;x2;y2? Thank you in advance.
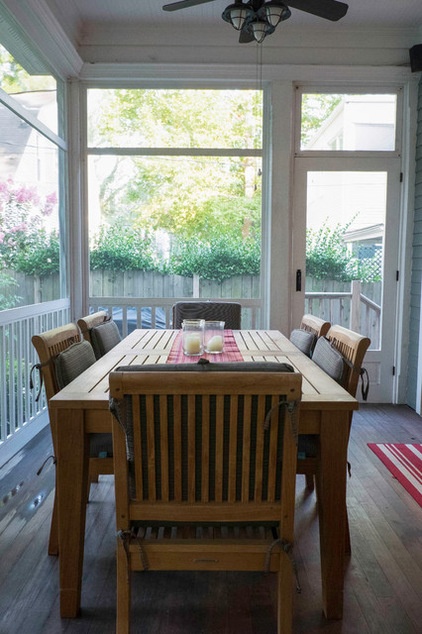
109;363;302;634
296;324;370;550
31;323;114;555
299;314;330;339
78;310;121;359
172;300;242;330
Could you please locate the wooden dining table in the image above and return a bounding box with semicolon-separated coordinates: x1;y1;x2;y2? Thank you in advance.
49;329;357;621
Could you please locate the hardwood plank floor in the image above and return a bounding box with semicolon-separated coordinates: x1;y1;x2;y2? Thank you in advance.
0;404;421;634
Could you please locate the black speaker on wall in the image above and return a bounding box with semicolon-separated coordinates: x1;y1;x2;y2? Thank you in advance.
409;44;422;72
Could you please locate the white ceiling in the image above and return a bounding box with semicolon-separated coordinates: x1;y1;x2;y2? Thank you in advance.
2;0;420;75
47;0;422;42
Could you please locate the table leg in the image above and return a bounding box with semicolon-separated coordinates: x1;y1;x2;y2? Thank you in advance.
317;409;349;620
56;408;89;618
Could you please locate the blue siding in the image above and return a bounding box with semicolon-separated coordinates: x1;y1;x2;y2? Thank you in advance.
408;77;422;409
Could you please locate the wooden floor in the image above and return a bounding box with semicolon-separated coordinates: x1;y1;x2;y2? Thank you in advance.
0;404;421;634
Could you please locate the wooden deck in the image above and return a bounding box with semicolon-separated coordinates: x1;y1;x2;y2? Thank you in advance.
0;404;421;634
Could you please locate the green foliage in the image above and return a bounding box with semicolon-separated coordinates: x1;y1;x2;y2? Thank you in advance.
0;44;56;93
91;88;262;150
14;229;60;275
0;178;59;276
90;224;163;272
88;88;263;238
0;272;21;310
301;93;342;147
306;220;381;283
306;221;354;281
170;236;260;283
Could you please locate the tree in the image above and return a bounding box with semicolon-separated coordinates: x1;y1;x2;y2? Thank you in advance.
0;179;58;274
301;93;342;147
88;88;263;244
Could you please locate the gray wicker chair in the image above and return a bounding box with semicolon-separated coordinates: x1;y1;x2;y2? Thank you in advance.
172;300;241;329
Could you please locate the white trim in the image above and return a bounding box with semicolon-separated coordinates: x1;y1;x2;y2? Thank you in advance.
0;298;70;326
0;0;83;78
395;80;418;406
0;86;67;150
79;63;414;84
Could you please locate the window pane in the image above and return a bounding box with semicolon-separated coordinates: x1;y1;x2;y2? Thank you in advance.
0;44;58;135
0;104;61;308
301;93;397;151
87;88;262;149
305;171;385;348
88;153;262;301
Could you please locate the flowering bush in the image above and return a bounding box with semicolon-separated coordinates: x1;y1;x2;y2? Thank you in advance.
0;179;58;274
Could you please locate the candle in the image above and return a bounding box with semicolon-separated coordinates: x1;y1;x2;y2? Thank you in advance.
206;334;224;353
183;333;202;355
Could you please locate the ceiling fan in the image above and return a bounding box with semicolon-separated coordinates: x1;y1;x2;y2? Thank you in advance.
162;0;349;44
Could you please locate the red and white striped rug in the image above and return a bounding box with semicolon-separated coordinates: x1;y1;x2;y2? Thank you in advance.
368;443;422;507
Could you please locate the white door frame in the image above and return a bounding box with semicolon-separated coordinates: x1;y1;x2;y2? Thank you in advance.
292;156;402;403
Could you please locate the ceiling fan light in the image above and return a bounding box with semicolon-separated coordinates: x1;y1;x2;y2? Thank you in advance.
262;1;291;27
222;1;253;31
250;19;274;44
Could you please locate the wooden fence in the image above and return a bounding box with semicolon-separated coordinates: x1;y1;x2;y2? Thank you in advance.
1;269;380;342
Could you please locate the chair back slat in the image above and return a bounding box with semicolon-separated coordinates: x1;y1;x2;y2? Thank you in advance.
159;394;170;500
187;394;196;502
241;395;252;502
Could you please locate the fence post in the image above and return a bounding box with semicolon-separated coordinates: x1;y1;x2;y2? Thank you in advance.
193;274;200;297
350;280;361;331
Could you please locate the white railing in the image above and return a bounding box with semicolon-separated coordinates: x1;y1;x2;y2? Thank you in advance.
0;299;70;463
0;284;377;464
305;280;381;348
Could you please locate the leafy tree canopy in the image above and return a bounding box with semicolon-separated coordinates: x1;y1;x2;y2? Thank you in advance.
301;93;342;147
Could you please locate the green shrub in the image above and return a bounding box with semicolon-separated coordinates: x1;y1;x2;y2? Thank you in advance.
13;229;60;275
306;221;354;281
0;272;21;310
90;224;165;272
170;236;260;283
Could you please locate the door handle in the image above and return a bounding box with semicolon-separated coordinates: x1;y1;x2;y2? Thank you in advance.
296;269;302;292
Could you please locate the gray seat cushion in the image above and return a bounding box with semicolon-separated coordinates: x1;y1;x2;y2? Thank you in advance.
290;328;317;357
55;340;96;389
91;319;122;359
112;359;295;374
311;336;345;384
55;339;112;458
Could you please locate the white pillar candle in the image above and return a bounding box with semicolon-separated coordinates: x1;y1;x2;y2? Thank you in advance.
183;333;202;355
206;334;224;352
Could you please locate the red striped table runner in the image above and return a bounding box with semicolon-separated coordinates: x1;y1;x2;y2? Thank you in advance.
166;329;243;364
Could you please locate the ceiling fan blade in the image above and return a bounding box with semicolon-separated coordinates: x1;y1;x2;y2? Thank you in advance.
163;0;216;11
285;0;348;21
